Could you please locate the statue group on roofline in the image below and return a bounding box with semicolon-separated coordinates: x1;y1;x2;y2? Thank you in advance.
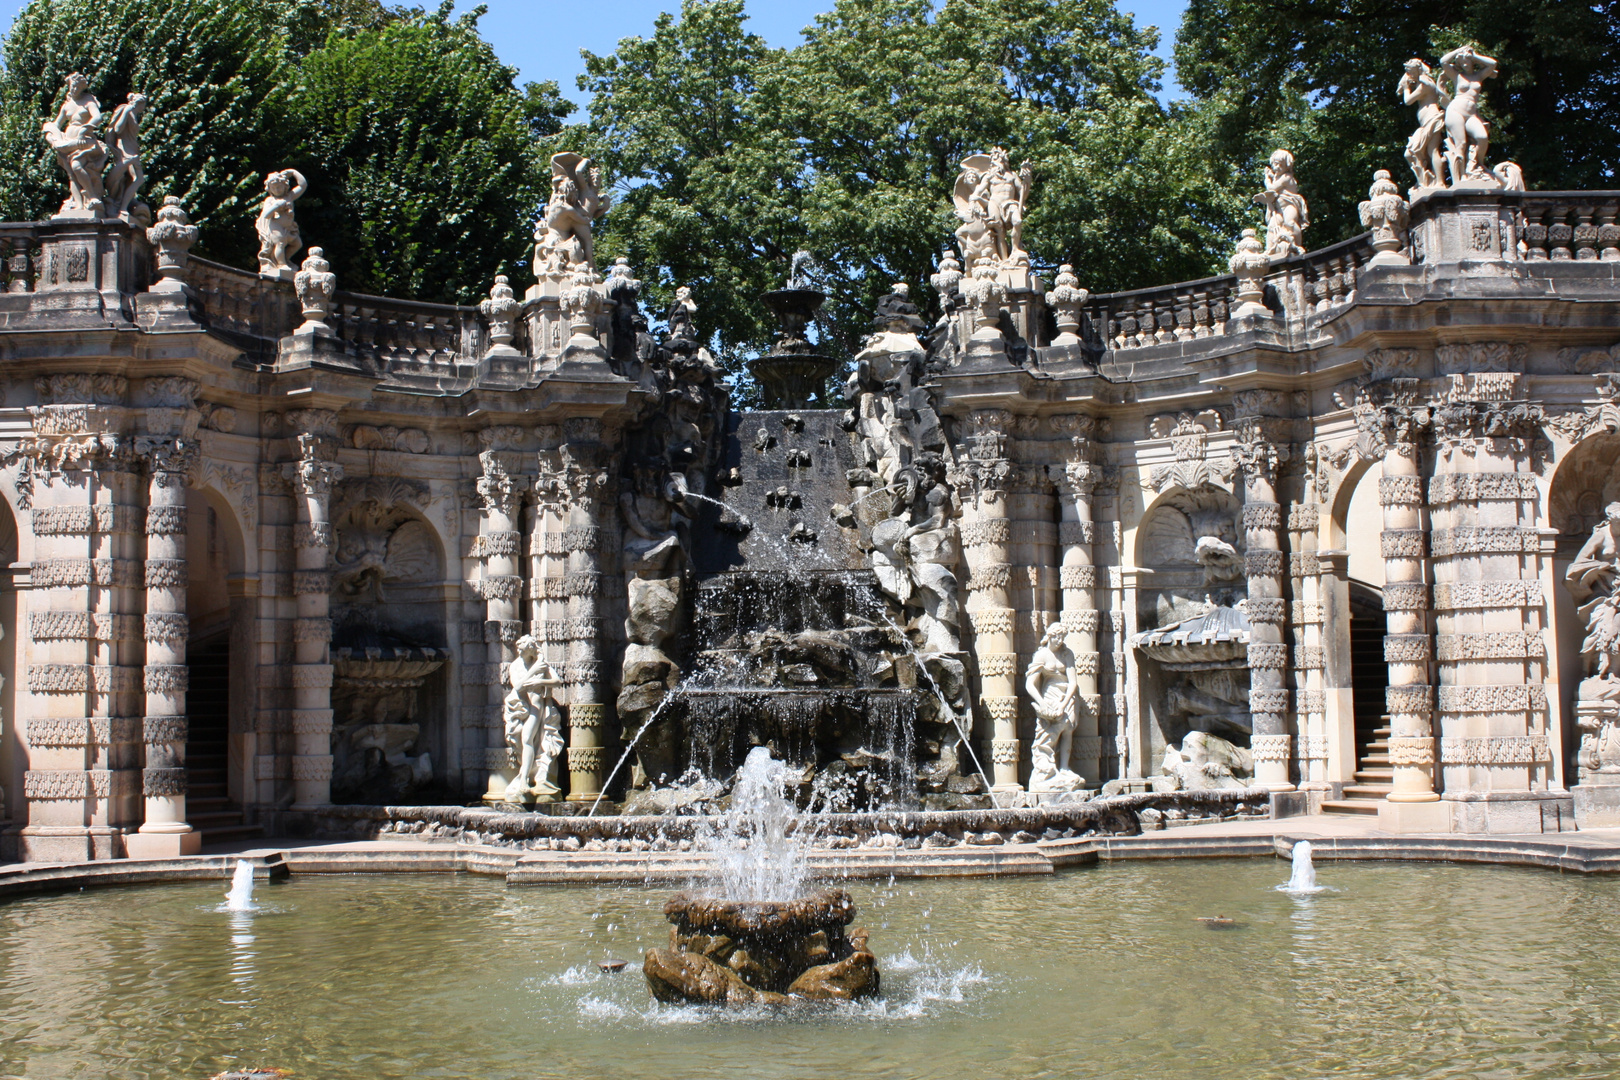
534;151;610;278
41;72;151;225
1399;47;1523;195
952;147;1033;274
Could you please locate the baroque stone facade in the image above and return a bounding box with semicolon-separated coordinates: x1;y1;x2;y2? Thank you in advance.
2;75;1619;858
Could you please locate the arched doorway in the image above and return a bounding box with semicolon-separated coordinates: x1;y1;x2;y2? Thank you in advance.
1324;455;1393;814
184;490;257;843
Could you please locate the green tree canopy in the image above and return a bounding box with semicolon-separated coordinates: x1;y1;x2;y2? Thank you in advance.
580;0;1237;395
0;0;569;302
1175;0;1620;250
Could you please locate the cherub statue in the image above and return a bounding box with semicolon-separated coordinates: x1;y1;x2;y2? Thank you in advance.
41;72;107;217
1254;149;1309;257
104;92;149;222
256;169;307;278
1026;621;1082;792
503;635;564;803
1438;45;1498;186
1399;59;1450;192
533;152;609;276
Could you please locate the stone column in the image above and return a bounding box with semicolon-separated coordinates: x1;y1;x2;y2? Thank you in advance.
1234;412;1293;791
957;410;1019;793
17;374;143;861
474;429;530;802
128;408;201;858
1365;382;1447;827
1289;500;1329;789
561;419;610;801
1055;419;1102;784
1430;363;1556;832
283;410;342;810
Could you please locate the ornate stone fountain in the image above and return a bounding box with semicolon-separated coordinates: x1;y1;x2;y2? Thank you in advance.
749;284;839;409
641;748;880;1005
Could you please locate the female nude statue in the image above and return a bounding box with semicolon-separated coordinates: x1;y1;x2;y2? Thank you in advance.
1439;46;1498;185
1025;622;1081;791
41;73;107;216
1399;59;1450;191
256;169;307;278
503;635;564;802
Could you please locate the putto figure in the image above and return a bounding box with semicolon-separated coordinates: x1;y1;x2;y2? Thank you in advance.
1254;149;1308;257
41;72;107;217
256;169;308;279
533;152;609;276
503;635;564;803
1399;58;1450;192
952;148;1033;271
1438;45;1498;186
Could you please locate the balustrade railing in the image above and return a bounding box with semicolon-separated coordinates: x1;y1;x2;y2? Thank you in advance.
1078;231;1377;357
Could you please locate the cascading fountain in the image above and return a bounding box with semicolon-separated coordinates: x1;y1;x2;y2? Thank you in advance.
642;747;880;1005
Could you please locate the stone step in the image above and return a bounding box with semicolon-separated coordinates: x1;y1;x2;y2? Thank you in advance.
190;811;248;830
1320;799;1381;816
199;824;265;844
1344;783;1394;798
1354;768;1394;783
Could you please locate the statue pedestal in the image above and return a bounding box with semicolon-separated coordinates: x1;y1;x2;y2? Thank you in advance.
126;829;202;859
1574;775;1620;828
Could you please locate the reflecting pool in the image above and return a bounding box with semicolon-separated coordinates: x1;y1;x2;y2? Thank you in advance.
0;860;1616;1079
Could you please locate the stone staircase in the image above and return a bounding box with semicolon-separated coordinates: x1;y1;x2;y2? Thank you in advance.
1321;606;1391;817
1321;719;1393;816
184;634;263;845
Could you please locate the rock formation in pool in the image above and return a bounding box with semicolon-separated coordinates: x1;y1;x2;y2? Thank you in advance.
644;888;879;1005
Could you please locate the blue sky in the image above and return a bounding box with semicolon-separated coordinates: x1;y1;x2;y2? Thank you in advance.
0;0;1191;107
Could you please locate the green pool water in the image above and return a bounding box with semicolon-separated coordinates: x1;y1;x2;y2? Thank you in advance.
0;859;1616;1079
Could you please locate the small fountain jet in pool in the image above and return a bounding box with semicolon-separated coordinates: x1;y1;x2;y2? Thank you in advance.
223;860;256;912
1278;839;1326;895
642;747;880;1006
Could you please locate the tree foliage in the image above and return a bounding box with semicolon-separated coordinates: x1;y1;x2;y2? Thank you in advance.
1175;0;1620;249
0;0;568;302
580;0;1237;393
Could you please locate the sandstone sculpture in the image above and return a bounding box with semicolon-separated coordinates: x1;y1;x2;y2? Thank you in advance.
1439;45;1498;186
1255;149;1308;257
1025;622;1082;792
953;148;1032;270
1155;730;1254;792
644;889;878;1005
293;247;337;333
1400;58;1450;192
1567;503;1620;776
533;152;608;276
503;635;564;803
1359;170;1411;265
103;92;149;223
256;169;308;279
41;73;107;218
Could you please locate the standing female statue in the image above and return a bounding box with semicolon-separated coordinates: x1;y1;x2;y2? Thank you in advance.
503;635;564;803
1399;59;1450;192
41;72;107;216
1438;45;1498;186
104;92;149;222
1025;622;1081;792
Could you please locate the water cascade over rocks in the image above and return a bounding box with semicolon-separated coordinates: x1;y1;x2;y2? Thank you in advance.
643;748;881;1005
